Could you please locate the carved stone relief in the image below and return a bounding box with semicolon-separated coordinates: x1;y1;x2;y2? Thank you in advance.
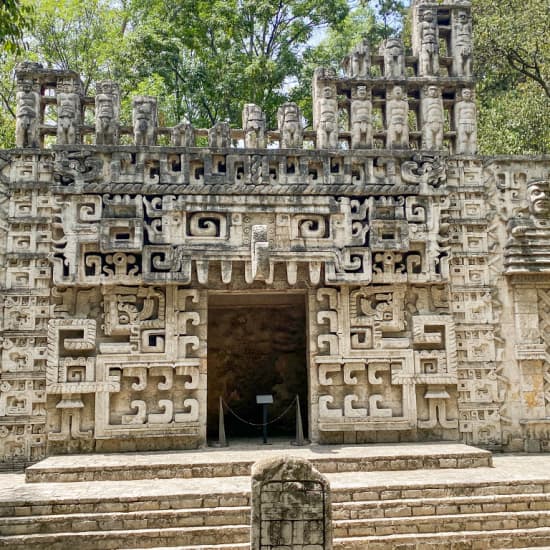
0;0;548;463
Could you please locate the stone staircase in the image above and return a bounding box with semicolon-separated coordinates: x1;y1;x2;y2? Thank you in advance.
1;445;550;549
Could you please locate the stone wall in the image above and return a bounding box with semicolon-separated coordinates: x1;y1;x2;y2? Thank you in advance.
0;0;549;465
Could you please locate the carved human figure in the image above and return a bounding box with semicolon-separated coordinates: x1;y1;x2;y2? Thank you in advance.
386;85;409;148
454;88;477;155
208;121;231;148
243;104;266;148
421;85;444;150
15;78;40;148
381;37;405;78
419;8;439;76
95;81;119;145
133;96;157;146
527;180;550;219
57;79;81;145
317;86;338;149
277;102;303;148
453;9;472;76
171;119;195;147
343;38;370;78
351;85;372;149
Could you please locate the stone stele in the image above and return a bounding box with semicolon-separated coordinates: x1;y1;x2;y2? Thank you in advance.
251;456;332;550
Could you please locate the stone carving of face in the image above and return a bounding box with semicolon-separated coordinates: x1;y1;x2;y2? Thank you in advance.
323;87;333;99
428;86;438;98
423;10;434;23
528;181;550;217
137;101;152;120
458;11;469;24
285;104;298;121
462;89;472;101
357;86;367;99
248;107;263;123
20;79;33;93
394;86;403;99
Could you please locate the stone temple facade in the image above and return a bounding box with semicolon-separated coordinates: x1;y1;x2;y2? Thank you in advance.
0;0;549;467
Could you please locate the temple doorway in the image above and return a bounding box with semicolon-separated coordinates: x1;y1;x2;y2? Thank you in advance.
207;292;308;442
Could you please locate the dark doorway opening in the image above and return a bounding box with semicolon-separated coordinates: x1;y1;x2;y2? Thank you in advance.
207;292;308;441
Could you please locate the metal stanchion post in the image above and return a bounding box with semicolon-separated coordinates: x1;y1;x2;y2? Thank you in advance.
256;395;273;445
262;403;269;444
212;396;228;447
292;395;307;446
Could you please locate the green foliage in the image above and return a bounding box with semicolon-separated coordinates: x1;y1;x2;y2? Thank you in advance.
27;0;133;94
473;0;550;154
478;82;550;155
0;0;34;54
127;0;350;127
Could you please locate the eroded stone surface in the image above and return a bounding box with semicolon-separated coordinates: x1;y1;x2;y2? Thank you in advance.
251;457;332;550
0;0;549;465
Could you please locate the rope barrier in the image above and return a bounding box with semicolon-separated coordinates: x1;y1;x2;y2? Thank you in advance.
221;396;298;427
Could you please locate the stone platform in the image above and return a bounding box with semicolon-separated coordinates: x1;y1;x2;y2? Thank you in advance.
25;441;492;483
1;453;550;549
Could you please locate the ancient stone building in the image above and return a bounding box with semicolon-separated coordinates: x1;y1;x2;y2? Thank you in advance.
0;0;549;467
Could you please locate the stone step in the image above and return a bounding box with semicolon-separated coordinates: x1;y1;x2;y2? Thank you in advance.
25;442;492;483
333;510;550;537
331;479;550;503
3;478;550;519
0;506;250;536
332;493;550;519
4;524;550;550
4;492;550;536
333;526;550;549
0;491;250;518
121;547;250;550
0;525;250;550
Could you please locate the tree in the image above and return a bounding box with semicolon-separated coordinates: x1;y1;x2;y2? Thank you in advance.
127;0;350;127
28;0;133;95
0;0;34;54
473;0;550;154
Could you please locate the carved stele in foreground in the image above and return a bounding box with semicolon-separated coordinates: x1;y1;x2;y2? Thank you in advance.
251;457;332;550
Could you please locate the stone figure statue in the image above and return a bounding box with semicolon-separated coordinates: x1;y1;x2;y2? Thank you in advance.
421;85;444;150
133;96;157;146
15;78;40;148
381;38;405;79
317;86;339;149
351;85;372;149
95;80;119;146
453;9;472;77
57;79;81;145
243;104;266;148
208;121;231;148
527;180;550;219
343;38;370;78
171;119;195;147
386;85;409;148
455;88;477;155
419;8;439;76
277;102;303;148
506;179;550;272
